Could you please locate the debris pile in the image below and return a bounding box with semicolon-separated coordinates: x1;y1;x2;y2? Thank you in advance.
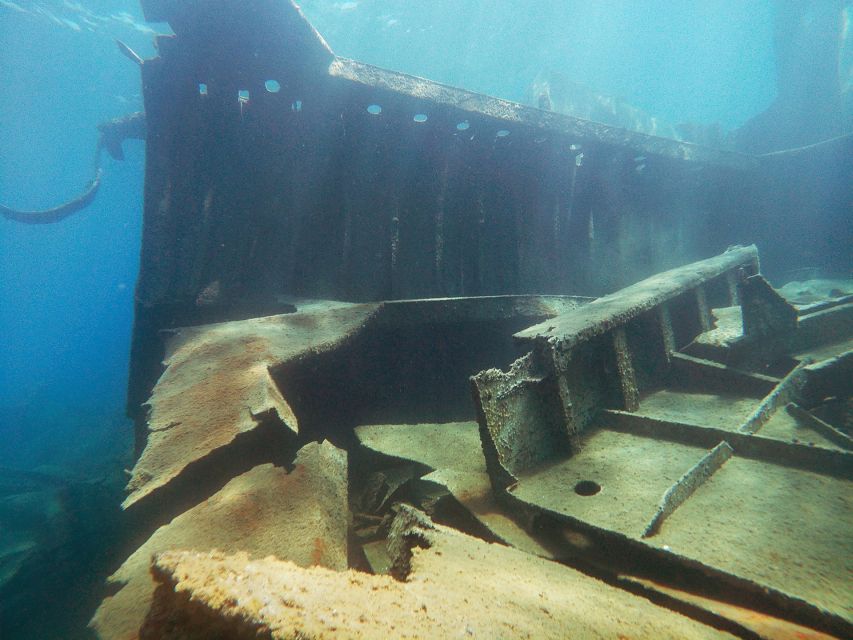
139;506;731;640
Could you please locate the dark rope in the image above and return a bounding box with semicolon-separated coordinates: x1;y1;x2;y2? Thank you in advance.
0;111;145;225
0;169;103;225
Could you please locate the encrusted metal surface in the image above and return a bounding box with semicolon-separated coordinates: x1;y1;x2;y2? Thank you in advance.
472;249;852;636
111;2;853;636
642;440;733;538
128;295;584;514
473;248;758;489
515;245;759;346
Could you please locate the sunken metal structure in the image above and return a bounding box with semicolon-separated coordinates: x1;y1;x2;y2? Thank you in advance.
92;1;853;638
127;0;852;420
127;0;793;418
470;248;852;638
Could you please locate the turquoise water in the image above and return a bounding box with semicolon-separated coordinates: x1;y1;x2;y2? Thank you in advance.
0;1;847;637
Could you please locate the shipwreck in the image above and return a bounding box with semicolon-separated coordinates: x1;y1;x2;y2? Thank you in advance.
3;1;851;638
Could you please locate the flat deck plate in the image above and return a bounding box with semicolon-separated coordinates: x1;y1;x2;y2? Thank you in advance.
509;415;853;624
511;428;707;537
651;455;852;620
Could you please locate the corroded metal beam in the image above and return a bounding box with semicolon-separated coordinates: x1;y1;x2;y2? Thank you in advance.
328;58;756;170
473;247;760;488
642;441;734;538
515;245;759;348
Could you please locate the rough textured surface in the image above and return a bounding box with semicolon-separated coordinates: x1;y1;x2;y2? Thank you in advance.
737;363;807;434
473;249;758;494
690;305;745;352
653;456;853;623
92;443;348;640
739;274;799;342
637;389;761;430
475;258;851;633
356;421;553;556
128;295;587;512
507;407;853;626
126;304;376;510
328;58;753;169
511;428;708;537
515;245;757;346
356;422;483;473
643;441;733;537
141;509;734;639
471;351;571;487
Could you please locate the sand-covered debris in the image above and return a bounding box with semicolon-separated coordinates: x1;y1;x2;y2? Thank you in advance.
126;304;377;510
91;442;348;640
141;506;733;639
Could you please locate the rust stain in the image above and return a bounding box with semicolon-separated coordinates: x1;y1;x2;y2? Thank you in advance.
311;536;326;566
228;496;262;534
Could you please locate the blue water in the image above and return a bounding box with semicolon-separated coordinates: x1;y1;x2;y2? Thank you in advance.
0;0;831;636
304;0;776;129
0;1;156;473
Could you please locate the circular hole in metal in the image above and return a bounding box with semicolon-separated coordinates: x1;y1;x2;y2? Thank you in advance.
367;104;382;115
496;129;510;137
574;480;601;496
265;79;281;93
413;113;429;123
456;120;470;131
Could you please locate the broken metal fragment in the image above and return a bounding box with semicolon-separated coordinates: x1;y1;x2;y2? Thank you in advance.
355;421;555;557
140;506;733;639
472;352;571;491
643;440;734;538
474;247;759;493
739;274;799;339
124;303;377;514
127;295;583;519
737;361;809;434
469;248;852;636
515;245;758;347
92;442;348;640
